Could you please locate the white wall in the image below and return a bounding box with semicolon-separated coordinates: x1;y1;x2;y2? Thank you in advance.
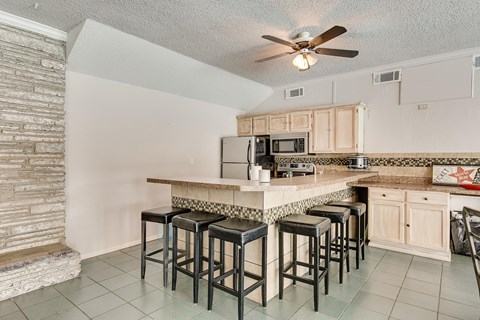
65;72;240;258
252;53;480;153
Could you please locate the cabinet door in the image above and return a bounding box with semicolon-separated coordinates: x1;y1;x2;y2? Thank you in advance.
253;116;268;135
290;111;312;132
368;199;405;244
310;108;333;153
406;203;449;252
268;113;290;133
237;118;252;136
334;106;357;152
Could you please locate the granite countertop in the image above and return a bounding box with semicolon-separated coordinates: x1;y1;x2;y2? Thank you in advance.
147;171;378;192
348;176;480;196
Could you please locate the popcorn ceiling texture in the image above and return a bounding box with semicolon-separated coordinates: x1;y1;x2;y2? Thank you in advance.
0;22;80;300
0;1;479;86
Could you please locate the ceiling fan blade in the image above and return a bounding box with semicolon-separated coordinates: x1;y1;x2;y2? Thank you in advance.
255;51;295;63
315;48;359;58
309;25;347;48
262;35;299;49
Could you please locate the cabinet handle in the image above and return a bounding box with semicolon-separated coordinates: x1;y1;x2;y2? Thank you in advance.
406;224;410;227
423;197;428;201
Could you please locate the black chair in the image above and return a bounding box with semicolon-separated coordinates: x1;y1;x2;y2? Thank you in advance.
171;211;226;303
308;205;350;284
329;201;366;269
207;218;268;320
141;206;191;287
278;214;331;312
462;207;480;297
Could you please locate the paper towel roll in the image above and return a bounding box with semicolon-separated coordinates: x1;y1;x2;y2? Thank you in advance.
250;165;262;180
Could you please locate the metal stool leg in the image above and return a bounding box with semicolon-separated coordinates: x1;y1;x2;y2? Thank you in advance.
325;229;330;294
172;226;178;291
238;244;245;320
220;239;225;286
193;232;201;304
356;216;360;269
141;220;147;279
361;214;365;260
346;220;350;273
292;234;297;285
207;236;215;310
313;235;319;312
233;245;238;291
308;237;313;275
163;223;169;287
261;236;267;307
185;230;191;270
279;231;284;300
339;223;344;284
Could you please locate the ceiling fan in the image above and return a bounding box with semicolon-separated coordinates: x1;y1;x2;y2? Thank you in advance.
256;25;358;71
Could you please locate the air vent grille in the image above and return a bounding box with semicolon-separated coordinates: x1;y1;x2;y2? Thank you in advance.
373;69;401;85
474;56;480;69
285;87;304;99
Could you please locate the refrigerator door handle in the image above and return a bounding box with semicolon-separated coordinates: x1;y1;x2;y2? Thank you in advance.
247;140;252;180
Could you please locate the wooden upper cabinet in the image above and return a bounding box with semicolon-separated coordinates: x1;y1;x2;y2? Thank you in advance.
310;103;365;153
268;113;290;133
252;115;268;135
237;117;253;136
334;106;357;153
310;108;334;153
290;111;312;132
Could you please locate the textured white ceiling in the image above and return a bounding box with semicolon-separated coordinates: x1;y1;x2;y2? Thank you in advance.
1;0;479;87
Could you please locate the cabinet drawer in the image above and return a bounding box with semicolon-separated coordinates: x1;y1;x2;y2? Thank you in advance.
407;191;449;206
369;188;405;201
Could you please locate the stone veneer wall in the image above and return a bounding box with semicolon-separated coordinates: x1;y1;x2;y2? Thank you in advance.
0;22;85;301
0;23;67;254
277;153;480;178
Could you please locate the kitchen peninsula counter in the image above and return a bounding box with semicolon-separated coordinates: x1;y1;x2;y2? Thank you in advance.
147;171;376;302
147;171;377;192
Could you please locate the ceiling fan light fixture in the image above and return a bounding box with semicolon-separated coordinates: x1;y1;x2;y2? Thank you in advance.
292;51;317;71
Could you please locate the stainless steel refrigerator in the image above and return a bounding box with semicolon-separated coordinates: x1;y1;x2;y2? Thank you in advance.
221;136;271;179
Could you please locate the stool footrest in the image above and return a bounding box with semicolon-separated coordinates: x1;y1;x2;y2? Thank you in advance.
145;247;187;262
211;270;265;297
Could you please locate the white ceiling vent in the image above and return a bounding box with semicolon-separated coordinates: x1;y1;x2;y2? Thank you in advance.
285;87;304;99
373;69;401;85
474;55;480;69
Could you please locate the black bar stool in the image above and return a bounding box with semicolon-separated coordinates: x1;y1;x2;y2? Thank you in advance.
141;206;191;287
308;205;350;284
329;201;366;269
207;218;268;320
278;214;331;312
171;211;226;303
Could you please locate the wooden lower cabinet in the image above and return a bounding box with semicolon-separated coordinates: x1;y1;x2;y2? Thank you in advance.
405;203;449;252
368;188;450;261
369;200;405;244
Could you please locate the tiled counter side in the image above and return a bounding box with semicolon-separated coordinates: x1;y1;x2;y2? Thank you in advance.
147;172;377;303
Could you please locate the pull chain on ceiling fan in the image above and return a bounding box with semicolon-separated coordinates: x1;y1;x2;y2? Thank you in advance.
256;26;359;71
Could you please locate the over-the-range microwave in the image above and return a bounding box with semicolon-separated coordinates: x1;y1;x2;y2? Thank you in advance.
270;132;308;156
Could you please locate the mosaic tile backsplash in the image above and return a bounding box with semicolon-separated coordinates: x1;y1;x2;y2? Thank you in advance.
172;188;355;224
276;153;480;167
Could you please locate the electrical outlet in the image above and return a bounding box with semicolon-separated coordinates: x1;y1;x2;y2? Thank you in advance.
417;104;428;110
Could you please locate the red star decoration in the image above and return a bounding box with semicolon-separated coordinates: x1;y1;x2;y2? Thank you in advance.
448;167;475;184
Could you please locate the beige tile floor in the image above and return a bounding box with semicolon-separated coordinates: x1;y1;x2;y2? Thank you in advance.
1;241;479;320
